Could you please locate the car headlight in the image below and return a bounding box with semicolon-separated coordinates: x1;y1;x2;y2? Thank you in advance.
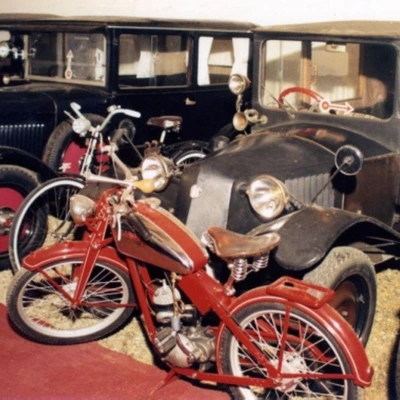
69;194;96;225
140;155;172;192
229;74;251;95
246;175;289;220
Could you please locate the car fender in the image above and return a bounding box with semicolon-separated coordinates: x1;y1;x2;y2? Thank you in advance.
273;205;400;270
0;146;57;182
216;280;373;387
23;240;129;273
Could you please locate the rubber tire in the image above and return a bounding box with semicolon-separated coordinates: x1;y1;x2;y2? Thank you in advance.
9;177;85;274
0;165;38;271
7;260;135;344
220;302;362;400
42;114;105;172
303;246;376;346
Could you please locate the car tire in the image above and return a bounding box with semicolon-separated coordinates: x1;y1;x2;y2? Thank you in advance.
303;246;376;346
42;114;105;174
0;165;38;271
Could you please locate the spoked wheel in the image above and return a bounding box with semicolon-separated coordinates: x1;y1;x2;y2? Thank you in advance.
168;140;209;167
6;259;135;344
220;302;361;399
303;246;377;346
9;177;85;274
0;165;38;271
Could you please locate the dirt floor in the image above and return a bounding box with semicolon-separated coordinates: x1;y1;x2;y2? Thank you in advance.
1;267;400;399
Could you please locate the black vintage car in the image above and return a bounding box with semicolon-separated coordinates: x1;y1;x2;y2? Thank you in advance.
149;21;400;346
0;14;254;269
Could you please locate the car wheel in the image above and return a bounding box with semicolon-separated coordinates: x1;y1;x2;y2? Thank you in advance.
303;246;376;346
0;165;38;271
42;114;105;174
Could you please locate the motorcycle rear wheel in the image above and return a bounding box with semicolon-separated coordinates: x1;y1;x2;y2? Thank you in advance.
219;302;362;400
7;259;135;344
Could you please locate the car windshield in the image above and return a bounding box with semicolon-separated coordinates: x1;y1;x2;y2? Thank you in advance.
261;39;396;120
27;32;106;86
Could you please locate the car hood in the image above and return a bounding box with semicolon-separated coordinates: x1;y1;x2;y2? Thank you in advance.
173;132;337;237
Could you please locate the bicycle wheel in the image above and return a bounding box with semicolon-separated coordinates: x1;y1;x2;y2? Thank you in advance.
7;259;135;344
9;177;85;274
220;302;361;399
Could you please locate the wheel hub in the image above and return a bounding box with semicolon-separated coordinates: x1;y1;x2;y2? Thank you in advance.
0;207;15;235
271;352;308;393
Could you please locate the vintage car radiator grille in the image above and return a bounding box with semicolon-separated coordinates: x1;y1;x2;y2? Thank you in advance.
0;124;45;157
285;173;335;207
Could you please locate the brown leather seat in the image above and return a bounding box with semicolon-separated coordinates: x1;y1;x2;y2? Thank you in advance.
147;116;182;130
206;226;280;259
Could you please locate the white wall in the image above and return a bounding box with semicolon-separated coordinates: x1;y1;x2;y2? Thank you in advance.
0;0;399;26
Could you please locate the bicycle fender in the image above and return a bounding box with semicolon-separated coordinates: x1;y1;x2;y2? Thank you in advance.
216;283;373;387
22;241;128;273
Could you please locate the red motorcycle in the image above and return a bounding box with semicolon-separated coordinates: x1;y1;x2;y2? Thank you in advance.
6;143;372;398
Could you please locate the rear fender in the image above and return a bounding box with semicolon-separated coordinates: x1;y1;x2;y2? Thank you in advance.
273;205;400;270
23;241;128;273
216;280;373;387
0;146;57;182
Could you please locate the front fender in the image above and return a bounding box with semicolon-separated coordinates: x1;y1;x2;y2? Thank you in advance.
216;281;373;387
273;205;400;270
23;241;128;273
0;146;57;182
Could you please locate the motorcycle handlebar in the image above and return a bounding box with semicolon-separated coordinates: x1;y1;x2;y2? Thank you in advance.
69;102;141;134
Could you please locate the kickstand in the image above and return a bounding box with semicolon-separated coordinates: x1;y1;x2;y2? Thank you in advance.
149;370;178;396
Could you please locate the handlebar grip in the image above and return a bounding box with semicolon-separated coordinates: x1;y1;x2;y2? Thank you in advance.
124;110;141;118
125;212;152;242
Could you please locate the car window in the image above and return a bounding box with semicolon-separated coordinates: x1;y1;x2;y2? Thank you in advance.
261;40;396;120
118;34;191;88
28;33;106;86
197;36;250;86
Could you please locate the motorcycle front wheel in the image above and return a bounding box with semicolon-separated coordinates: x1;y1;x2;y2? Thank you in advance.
7;259;135;344
9;177;85;274
219;302;362;400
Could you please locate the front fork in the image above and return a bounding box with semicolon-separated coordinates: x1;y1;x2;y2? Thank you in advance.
65;217;112;305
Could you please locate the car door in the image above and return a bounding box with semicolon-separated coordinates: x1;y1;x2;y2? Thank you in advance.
182;34;252;141
113;30;196;145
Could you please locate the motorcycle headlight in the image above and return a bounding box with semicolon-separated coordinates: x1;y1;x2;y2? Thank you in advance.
246;175;289;220
72;117;91;136
69;194;96;225
0;41;13;59
140;155;172;192
229;74;251;95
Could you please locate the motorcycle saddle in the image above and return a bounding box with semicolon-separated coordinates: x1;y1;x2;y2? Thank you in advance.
205;226;280;259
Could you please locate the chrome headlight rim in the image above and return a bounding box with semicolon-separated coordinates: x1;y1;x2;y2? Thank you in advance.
228;73;251;95
0;41;13;59
140;155;172;192
69;194;96;225
72;117;91;136
246;175;289;221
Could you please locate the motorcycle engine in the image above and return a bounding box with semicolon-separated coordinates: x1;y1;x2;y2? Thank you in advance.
152;280;215;368
154;326;215;368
